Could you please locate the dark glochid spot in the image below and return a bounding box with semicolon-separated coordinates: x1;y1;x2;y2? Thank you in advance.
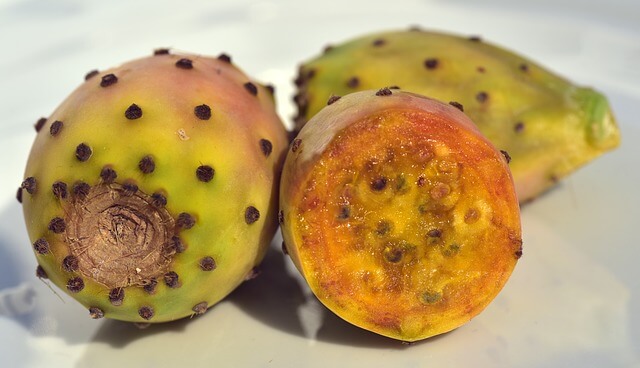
514;121;525;133
500;150;512;163
376;87;392;96
346;77;360;88
175;58;193;69
327;95;341;105
167;236;185;254
16;187;22;203
515;249;523;259
244;82;258;96
109;288;125;306
125;104;143;120
259;139;273;157
33;238;50;254
72;181;91;200
138;155;155;174
48;217;66;234
138;306;154;320
427;228;442;238
143;278;158;294
176;213;195;229
199;256;216;271
84;70;99;81
469;35;482;42
36;265;48;279
62;255;79;272
50;120;63;136
164;271;180;288
100;73;118;87
151;192;167;207
278;210;284;225
520;63;529;72
291;138;302;153
245;206;260;224
196;165;215;182
265;84;275;95
122;182;138;196
449;101;464;112
476;91;489;103
52;181;68;200
35;117;47;132
100;166;117;183
424;58;439;69
373;38;386;46
89;307;104;319
192;302;208;315
217;53;231;63
75;143;92;162
305;69;316;79
22;177;37;194
194;104;212;120
67;277;85;293
153;48;170;55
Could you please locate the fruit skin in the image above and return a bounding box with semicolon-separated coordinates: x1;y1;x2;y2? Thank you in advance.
19;50;288;323
294;29;621;203
280;89;522;342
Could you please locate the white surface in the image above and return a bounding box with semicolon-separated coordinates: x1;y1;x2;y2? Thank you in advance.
1;0;639;367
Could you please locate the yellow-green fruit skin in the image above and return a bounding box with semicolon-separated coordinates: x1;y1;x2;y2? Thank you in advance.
294;29;621;203
20;52;288;323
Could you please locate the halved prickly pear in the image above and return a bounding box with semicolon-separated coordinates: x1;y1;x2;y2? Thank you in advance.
293;29;621;203
19;50;288;323
280;89;522;341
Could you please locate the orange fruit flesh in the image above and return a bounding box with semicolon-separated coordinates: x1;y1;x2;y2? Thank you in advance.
291;108;521;341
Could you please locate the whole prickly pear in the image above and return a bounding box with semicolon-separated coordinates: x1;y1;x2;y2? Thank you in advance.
18;50;288;323
294;29;621;203
280;89;522;342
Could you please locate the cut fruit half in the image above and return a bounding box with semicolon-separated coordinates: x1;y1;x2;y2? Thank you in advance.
280;89;522;341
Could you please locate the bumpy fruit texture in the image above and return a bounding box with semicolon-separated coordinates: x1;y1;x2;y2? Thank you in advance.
280;89;522;341
294;29;621;203
19;51;288;323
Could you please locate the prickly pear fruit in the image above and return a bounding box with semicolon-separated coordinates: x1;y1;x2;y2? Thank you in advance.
280;88;522;342
293;29;621;203
19;50;288;323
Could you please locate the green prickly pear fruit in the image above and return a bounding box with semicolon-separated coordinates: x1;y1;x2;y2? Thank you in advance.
293;29;621;203
18;50;288;323
280;88;522;342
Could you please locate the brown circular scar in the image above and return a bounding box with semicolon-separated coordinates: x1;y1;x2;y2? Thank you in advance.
64;183;176;289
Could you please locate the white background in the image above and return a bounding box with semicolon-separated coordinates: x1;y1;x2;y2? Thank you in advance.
0;0;639;367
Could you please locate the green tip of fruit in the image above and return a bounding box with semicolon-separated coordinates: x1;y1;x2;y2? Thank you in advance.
577;88;621;150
